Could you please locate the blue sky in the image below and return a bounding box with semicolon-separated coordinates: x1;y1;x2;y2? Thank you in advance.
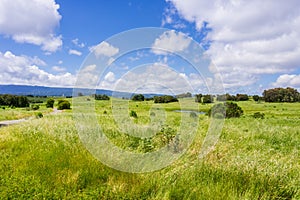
1;0;300;95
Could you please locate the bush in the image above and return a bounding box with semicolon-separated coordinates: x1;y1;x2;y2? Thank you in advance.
154;95;178;103
202;94;213;103
94;94;110;100
195;94;202;103
46;98;55;108
253;112;265;119
31;104;40;110
131;94;145;101
208;102;243;118
35;112;43;118
252;95;260;102
236;94;249;101
57;100;71;110
130;110;138;118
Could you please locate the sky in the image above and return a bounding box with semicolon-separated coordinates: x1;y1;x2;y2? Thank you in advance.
1;0;300;95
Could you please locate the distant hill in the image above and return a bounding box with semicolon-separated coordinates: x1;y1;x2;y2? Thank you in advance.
0;85;162;98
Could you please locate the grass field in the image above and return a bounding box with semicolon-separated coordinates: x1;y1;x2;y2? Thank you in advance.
0;105;52;121
0;98;299;199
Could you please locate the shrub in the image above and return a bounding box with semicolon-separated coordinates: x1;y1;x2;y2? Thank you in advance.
252;95;260;102
202;94;213;104
154;95;178;103
208;102;243;118
129;110;138;118
236;94;249;101
253;112;265;119
46;98;55;108
31;104;40;110
195;94;202;103
57;100;71;110
94;94;110;100
35;112;43;118
131;94;145;101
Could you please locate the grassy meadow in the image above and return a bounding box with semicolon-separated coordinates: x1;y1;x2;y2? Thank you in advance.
0;98;299;199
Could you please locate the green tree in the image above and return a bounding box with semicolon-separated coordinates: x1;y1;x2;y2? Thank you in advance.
252;95;260;102
131;94;145;101
94;94;110;100
195;94;202;103
202;94;213;103
154;95;178;103
208;102;243;118
46;98;55;108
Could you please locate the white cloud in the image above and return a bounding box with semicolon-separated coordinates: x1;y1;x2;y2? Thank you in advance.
167;0;300;89
104;72;115;82
152;30;191;55
52;66;66;72
68;49;82;56
272;74;300;89
72;38;85;48
99;63;208;94
89;41;119;57
0;51;75;87
0;0;62;52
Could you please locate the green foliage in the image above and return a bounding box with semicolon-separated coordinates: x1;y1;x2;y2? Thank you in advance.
195;94;202;103
57;100;71;110
263;87;300;102
202;94;213;104
236;94;249;101
35;112;43;118
153;95;178;103
217;93;248;101
253;112;265;119
129;110;138;118
46;98;55;108
252;95;260;102
0;94;29;107
208;102;243;118
131;94;145;101
31;104;40;110
94;94;110;100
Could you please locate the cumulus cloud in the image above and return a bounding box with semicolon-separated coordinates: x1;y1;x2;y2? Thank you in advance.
0;51;75;87
0;0;62;53
68;49;82;56
89;41;119;57
166;0;300;89
272;74;300;89
99;63;209;94
104;71;115;82
152;30;191;55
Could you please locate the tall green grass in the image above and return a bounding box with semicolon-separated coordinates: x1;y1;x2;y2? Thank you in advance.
0;99;299;199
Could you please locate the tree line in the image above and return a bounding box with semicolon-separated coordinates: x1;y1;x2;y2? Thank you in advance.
263;87;300;102
0;94;30;107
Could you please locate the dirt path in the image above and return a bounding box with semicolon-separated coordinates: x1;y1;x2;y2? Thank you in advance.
0;108;62;127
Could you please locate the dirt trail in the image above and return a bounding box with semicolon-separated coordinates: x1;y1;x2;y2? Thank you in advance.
0;108;62;127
